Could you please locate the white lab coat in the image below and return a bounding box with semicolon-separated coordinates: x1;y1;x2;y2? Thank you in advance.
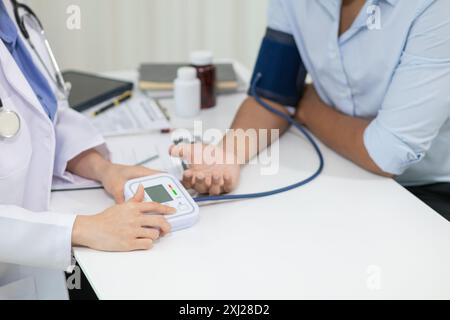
0;1;106;299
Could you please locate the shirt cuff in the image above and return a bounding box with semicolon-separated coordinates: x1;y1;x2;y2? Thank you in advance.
364;119;425;175
50;212;78;272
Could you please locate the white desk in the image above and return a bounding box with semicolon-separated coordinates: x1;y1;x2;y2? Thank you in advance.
51;64;450;300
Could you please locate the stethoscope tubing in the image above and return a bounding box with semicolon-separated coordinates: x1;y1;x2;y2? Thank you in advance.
11;0;69;99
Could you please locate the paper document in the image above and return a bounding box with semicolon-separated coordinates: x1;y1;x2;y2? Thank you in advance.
88;96;170;137
108;140;159;166
52;175;102;192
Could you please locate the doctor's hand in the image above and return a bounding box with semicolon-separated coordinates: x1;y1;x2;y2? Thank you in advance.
169;143;240;195
72;185;175;252
100;163;160;204
67;150;160;204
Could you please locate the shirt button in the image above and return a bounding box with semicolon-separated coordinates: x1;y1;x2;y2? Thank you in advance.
407;153;419;162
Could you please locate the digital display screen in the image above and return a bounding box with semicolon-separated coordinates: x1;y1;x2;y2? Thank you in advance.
145;185;173;203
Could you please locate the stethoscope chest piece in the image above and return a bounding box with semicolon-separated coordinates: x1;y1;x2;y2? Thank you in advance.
0;106;21;139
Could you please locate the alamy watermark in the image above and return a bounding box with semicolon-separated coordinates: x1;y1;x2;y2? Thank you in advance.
366;265;382;291
66;5;81;30
66;265;81;291
171;121;280;176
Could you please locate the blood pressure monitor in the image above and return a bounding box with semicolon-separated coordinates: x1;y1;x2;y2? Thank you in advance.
124;174;199;232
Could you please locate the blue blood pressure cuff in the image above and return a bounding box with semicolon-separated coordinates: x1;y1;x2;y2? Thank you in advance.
248;28;307;107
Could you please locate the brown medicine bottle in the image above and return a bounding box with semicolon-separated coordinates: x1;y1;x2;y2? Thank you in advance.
190;51;217;109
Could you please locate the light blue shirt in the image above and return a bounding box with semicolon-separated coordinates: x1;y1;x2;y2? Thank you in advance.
268;0;450;186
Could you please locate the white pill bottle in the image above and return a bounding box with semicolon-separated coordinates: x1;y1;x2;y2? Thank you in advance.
174;67;201;118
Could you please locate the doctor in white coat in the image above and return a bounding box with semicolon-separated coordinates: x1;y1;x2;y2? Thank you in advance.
0;0;174;300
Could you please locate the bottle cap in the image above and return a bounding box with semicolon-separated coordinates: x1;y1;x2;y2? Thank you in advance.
177;67;197;81
190;51;213;66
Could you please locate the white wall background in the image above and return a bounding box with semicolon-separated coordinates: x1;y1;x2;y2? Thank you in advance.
27;0;269;73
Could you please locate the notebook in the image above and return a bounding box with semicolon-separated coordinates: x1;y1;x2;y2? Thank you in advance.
63;70;134;112
138;63;239;92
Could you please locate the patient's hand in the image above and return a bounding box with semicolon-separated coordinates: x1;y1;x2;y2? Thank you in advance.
169;143;240;195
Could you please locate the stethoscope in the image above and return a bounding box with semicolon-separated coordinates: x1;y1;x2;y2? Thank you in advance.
0;0;69;140
0;98;21;139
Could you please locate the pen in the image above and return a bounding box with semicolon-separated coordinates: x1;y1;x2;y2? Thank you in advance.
153;99;172;133
154;99;171;121
136;154;160;166
92;91;133;117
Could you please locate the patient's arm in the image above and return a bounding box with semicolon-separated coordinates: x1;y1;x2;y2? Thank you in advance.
296;85;392;177
170;96;291;195
224;96;291;162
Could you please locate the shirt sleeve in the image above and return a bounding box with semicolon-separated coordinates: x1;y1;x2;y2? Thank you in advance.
267;0;292;34
364;0;450;175
0;205;76;271
53;103;110;182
